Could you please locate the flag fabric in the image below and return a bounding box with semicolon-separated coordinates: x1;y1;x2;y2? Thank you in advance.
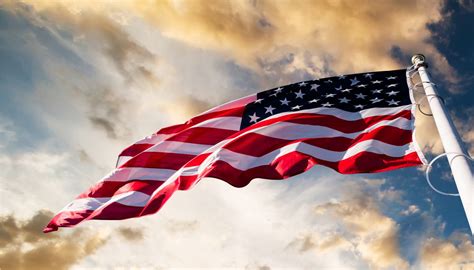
45;69;426;232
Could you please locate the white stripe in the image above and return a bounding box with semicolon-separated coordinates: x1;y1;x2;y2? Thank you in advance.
116;156;132;167
252;117;412;141
145;141;212;155
62;197;110;212
140;117;411;158
62;191;150;212
199;140;416;172
102;167;176;182
190;116;241;130
265;105;411;122
122;104;408;156
119;116;241;159
111;191;150;207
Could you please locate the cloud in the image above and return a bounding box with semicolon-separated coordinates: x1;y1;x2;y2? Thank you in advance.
117;227;144;241
414;102;474;156
311;195;409;269
81;87;131;140
418;232;474;269
414;111;445;155
164;219;199;234
0;211;151;269
455;109;474;155
0;210;108;270
458;0;474;12
0;116;16;148
129;0;458;85
8;0;459;86
1;0;472;268
400;205;421;216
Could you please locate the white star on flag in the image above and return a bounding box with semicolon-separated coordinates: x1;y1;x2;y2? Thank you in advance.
350;77;360;86
280;98;290;105
264;105;276;114
387;90;399;96
355;93;367;99
339;97;350;103
387;99;399;105
295;90;305;99
249;113;260;123
370;97;383;103
310;84;320;91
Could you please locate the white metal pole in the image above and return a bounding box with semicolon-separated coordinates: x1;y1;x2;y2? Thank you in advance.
411;54;474;234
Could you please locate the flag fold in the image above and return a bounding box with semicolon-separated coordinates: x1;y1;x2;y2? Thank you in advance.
45;69;425;232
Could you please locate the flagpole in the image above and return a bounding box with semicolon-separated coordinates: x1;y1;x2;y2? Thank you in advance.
411;54;474;234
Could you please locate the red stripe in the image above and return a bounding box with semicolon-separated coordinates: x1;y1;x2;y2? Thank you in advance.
122;152;196;170
238;110;411;136
223;125;413;157
157;106;245;135
285;110;411;132
44;150;420;232
119;143;155;157
194;151;422;188
87;202;144;220
117;109;405;159
138;151;421;219
118;106;246;159
44;209;93;232
164;127;236;145
88;180;179;220
77;180;165;199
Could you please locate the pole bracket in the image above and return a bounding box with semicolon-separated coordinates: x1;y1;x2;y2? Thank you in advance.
416;94;446;116
425;152;473;196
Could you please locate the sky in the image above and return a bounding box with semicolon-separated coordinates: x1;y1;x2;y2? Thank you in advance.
0;0;474;269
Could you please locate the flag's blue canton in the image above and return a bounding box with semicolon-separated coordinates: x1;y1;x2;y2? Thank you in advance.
240;69;410;129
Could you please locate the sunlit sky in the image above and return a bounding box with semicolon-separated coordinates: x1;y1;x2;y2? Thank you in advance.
1;0;473;269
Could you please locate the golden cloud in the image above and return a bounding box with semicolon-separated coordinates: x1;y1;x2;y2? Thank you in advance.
313;196;409;269
419;232;474;269
9;0;458;84
0;211;148;269
130;0;458;84
0;210;108;270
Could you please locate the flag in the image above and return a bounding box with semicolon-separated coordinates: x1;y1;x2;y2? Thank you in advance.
44;69;426;232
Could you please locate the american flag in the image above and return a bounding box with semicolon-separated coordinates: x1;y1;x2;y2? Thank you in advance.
45;69;425;232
